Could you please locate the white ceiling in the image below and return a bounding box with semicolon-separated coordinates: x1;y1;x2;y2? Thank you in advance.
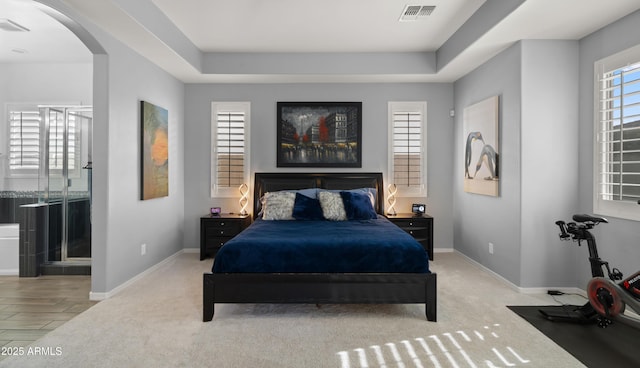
0;0;91;63
2;0;640;83
151;0;485;53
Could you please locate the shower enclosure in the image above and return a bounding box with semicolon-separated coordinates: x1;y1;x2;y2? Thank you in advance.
40;106;93;263
2;105;92;275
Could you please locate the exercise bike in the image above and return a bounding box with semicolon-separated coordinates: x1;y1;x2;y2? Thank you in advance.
541;214;640;330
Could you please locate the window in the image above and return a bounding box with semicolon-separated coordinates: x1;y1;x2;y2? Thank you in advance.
8;109;40;174
595;44;640;221
211;102;250;197
7;106;80;177
48;109;80;173
388;101;427;197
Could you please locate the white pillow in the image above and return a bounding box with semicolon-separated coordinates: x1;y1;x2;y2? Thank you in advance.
261;191;296;220
318;191;347;221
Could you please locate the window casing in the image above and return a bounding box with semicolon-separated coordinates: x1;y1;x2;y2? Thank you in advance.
594;44;640;221
388;101;427;197
211;102;250;197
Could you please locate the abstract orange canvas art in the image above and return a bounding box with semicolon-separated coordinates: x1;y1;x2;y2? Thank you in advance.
141;101;169;200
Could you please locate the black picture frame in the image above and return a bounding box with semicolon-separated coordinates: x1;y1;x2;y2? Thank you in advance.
277;102;362;168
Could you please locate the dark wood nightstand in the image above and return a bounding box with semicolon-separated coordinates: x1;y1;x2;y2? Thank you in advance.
386;213;434;261
200;213;251;260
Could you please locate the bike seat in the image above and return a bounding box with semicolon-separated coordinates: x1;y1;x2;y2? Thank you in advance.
573;214;608;224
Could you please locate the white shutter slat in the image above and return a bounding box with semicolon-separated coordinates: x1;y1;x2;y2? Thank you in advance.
391;111;423;188
8;109;41;171
214;107;248;191
8;107;80;173
598;61;640;202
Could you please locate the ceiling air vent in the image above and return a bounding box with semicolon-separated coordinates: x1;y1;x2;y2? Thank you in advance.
0;18;30;32
399;5;436;22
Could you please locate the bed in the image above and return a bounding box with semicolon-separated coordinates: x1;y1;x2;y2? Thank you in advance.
203;172;437;321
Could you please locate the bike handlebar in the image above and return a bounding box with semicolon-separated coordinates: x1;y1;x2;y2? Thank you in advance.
555;220;571;240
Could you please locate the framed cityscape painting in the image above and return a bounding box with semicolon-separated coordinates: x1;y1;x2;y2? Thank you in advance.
140;100;169;200
277;102;362;167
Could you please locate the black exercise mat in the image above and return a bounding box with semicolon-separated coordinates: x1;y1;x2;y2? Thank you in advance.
508;305;640;368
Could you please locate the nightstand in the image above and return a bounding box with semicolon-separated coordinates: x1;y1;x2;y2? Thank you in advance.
200;213;251;260
386;213;434;261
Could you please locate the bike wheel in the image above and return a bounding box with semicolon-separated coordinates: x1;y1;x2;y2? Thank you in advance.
587;277;626;317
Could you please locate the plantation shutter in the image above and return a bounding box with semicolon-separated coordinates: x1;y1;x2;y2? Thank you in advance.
392;111;423;187
215;111;245;187
8;107;80;176
47;110;78;171
597;61;640;203
8;110;40;172
388;101;427;196
211;102;250;197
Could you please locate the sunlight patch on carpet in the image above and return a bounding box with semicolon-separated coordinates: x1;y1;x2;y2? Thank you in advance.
337;324;532;368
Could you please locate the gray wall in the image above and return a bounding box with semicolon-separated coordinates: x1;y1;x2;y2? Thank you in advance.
453;40;583;288
576;9;640;286
184;83;455;253
520;40;580;288
453;42;523;284
40;0;186;295
95;29;185;294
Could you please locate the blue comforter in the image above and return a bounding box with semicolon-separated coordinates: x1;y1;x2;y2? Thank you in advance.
212;216;430;273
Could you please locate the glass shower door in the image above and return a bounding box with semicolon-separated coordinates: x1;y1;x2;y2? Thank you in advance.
43;107;65;262
65;109;92;259
41;106;92;262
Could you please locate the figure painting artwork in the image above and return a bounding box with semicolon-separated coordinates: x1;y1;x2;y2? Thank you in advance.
277;102;362;167
463;96;499;196
140;100;169;200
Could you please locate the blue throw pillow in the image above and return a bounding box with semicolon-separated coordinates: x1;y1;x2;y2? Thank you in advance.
292;192;325;220
340;191;378;220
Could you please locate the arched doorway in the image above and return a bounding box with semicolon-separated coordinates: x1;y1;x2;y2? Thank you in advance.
1;0;106;284
0;0;108;347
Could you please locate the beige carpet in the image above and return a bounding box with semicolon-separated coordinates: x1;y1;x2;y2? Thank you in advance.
0;252;585;368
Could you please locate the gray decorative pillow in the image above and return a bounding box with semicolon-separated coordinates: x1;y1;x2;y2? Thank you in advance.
318;191;347;221
262;191;296;220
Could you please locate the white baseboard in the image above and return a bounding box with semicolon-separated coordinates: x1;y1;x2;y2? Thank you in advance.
434;248;454;253
89;249;185;301
182;248;199;254
0;269;19;276
453;250;585;295
453;250;521;292
517;286;585;296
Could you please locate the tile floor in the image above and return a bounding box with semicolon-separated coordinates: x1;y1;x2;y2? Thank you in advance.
0;275;96;361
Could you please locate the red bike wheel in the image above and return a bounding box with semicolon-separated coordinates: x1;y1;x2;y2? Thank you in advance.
587;277;625;317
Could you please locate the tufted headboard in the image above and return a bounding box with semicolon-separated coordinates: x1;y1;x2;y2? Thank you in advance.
253;172;384;219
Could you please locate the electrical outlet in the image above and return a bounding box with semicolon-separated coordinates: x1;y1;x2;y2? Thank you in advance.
141;243;147;255
489;242;494;254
